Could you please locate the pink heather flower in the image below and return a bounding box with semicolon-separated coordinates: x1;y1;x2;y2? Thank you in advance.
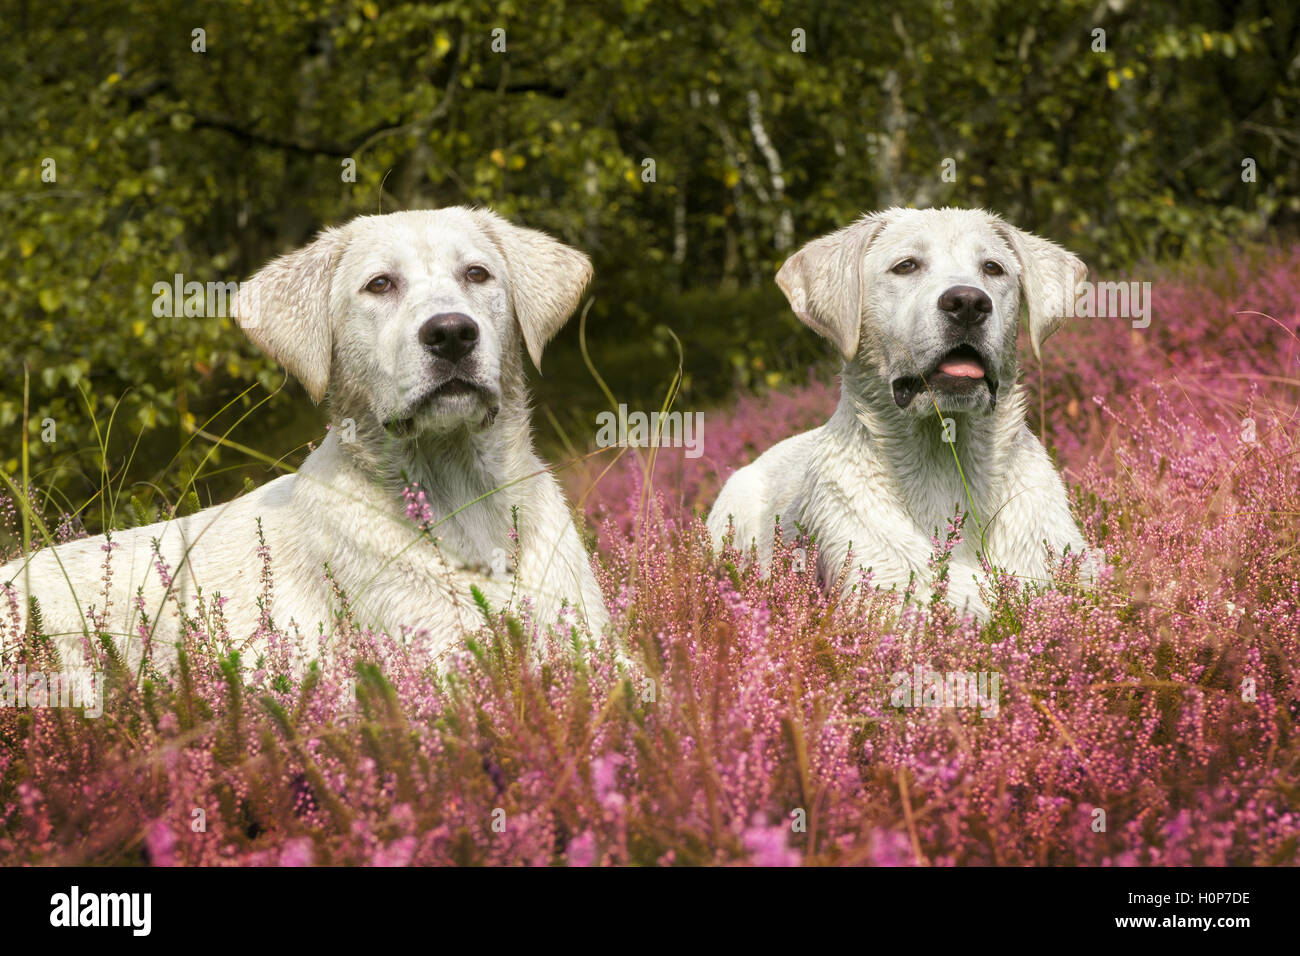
1163;810;1193;843
402;485;435;530
591;754;626;810
743;816;801;867
370;836;417;867
566;831;598;867
144;820;177;867
389;803;416;832
150;541;173;589
867;828;915;867
278;837;315;867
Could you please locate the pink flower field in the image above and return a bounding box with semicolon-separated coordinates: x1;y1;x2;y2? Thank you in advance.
2;249;1299;866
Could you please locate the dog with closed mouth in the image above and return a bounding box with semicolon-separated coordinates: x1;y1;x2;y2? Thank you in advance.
2;207;609;672
707;207;1091;618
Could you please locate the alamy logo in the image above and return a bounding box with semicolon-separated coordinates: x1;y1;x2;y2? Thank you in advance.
1055;279;1153;329
152;273;245;318
49;886;151;936
0;667;103;718
595;404;704;459
889;665;1001;719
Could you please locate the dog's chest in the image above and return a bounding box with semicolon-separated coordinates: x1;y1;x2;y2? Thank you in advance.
801;426;1000;566
397;446;520;567
419;489;515;571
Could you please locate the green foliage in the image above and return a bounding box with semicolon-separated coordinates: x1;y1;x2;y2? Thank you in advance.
2;0;1296;532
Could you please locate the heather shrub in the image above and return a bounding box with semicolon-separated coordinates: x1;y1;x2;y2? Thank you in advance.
1;249;1297;865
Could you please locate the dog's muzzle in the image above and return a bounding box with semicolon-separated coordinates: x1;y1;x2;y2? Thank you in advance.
388;376;502;435
890;343;998;409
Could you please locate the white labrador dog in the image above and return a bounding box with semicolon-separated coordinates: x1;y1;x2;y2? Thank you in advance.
708;207;1090;618
2;207;608;671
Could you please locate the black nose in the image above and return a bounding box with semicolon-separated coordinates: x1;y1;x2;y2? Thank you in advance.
938;285;993;327
419;312;479;362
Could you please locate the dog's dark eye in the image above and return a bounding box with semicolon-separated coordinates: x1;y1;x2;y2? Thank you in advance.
465;265;491;283
891;258;919;275
982;260;1005;276
364;275;394;294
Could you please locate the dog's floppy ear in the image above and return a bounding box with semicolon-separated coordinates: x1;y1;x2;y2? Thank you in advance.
233;227;346;403
474;210;593;372
993;219;1087;360
776;213;887;361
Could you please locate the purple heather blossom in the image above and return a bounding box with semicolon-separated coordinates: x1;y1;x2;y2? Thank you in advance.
144;820;177;867
278;838;315;867
743;816;801;867
402;485;435;531
566;831;598;867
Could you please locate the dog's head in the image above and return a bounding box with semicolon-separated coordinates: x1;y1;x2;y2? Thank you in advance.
776;207;1086;416
234;207;592;436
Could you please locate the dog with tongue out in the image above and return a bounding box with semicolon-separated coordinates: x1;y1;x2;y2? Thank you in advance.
707;207;1093;619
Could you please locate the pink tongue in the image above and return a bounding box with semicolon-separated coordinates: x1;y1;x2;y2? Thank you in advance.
937;357;984;379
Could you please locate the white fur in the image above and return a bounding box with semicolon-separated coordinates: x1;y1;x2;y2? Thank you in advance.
707;207;1089;618
2;207;608;672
